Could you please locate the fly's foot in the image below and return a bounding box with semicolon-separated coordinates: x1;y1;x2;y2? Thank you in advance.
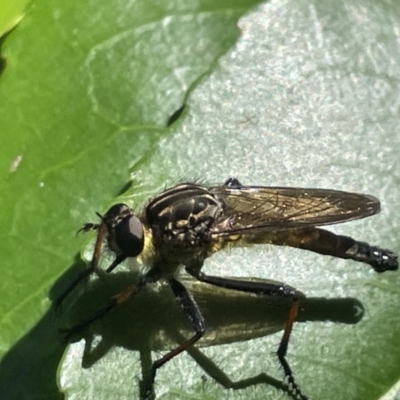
356;242;398;272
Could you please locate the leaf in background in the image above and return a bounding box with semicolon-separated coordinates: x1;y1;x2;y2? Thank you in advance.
1;0;400;400
61;1;400;400
0;0;28;36
0;0;264;399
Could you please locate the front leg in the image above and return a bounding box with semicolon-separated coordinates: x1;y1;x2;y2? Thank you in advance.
61;268;162;341
55;221;107;308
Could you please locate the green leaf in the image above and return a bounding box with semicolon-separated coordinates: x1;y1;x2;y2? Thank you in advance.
0;0;29;36
0;0;264;399
1;0;400;400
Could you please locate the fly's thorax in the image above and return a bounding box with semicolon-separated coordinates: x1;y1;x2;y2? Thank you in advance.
144;183;226;264
155;231;212;265
146;183;224;220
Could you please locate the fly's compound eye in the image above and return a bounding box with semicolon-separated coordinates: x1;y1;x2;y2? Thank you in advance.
114;215;144;257
104;203;132;221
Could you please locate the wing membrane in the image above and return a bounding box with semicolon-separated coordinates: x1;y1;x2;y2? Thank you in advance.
208;185;380;235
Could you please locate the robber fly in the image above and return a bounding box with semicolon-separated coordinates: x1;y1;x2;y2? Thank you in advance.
60;177;398;400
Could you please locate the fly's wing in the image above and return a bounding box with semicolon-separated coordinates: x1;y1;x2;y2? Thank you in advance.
208;185;380;235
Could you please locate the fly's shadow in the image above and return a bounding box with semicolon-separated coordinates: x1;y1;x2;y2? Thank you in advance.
60;270;364;399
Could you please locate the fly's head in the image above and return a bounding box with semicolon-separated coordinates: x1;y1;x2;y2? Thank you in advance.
102;203;145;258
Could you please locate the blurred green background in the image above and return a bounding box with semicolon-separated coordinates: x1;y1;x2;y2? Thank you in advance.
0;0;399;399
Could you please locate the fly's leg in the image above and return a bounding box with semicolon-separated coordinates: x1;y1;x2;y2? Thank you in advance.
186;268;308;400
60;268;161;341
56;208;132;307
61;282;142;341
142;278;205;400
294;228;398;273
55;222;106;308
